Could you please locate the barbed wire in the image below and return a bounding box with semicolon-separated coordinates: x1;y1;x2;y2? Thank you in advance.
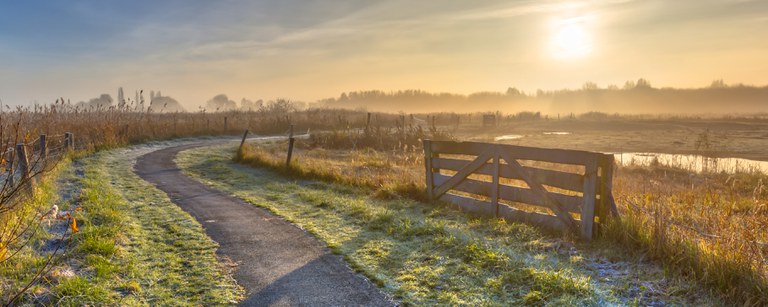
24;137;41;146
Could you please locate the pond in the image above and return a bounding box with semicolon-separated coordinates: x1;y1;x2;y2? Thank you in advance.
613;152;768;174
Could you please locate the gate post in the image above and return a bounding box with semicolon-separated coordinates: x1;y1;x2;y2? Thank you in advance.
423;139;434;201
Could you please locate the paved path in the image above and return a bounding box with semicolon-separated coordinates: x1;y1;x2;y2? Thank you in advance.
135;143;393;306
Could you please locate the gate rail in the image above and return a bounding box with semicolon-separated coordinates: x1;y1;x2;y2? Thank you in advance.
423;140;618;240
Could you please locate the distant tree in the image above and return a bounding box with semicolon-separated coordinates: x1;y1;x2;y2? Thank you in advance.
240;98;263;111
607;84;619;90
259;99;296;127
710;79;727;88
76;94;113;109
468;91;504;101
623;80;636;90
139;90;145;109
635;78;652;89
206;94;237;111
582;82;598;90
506;87;523;96
260;99;296;114
117;87;125;107
514;111;541;120
579;111;610;119
149;93;184;112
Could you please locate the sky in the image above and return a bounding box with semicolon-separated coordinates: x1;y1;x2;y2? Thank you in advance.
1;0;767;108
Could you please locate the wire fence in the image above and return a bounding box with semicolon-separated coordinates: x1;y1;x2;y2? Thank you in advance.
0;133;73;207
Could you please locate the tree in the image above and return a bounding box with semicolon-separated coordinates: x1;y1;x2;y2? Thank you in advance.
635;78;652;89
117;87;125;107
582;82;598;90
206;94;237;111
240;98;262;111
710;79;727;88
506;87;523;96
149;95;184;112
75;94;113;109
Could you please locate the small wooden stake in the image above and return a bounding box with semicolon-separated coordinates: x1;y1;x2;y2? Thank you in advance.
39;134;47;160
6;149;14;186
16;144;29;180
423;139;434;201
64;132;74;151
286;125;295;167
239;129;249;152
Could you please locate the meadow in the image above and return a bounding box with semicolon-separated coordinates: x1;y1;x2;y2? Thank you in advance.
0;101;766;305
235;114;768;305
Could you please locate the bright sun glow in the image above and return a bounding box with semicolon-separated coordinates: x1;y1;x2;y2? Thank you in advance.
551;17;592;59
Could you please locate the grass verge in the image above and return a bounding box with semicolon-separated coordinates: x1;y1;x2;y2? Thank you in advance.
2;142;243;305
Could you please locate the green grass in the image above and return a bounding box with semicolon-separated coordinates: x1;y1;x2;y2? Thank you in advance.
1;142;243;305
0;161;68;305
177;144;719;306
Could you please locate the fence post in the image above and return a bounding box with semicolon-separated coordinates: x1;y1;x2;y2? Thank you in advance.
600;155;618;217
239;129;249;152
491;152;500;217
224;116;228;132
16;144;29;181
365;113;371;135
64;132;74;151
581;158;598;240
423;139;434;202
6;149;14;186
39;134;47;160
286;125;295;167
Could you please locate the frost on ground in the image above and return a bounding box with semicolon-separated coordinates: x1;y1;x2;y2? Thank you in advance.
175;143;722;306
9;137;244;305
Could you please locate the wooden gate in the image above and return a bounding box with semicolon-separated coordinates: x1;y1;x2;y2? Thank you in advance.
423;140;618;240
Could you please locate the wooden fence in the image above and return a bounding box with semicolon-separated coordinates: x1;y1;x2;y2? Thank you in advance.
2;133;74;190
423;140;618;240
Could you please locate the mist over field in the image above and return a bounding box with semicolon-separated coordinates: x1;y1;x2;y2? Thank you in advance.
2;1;768;306
317;81;768;115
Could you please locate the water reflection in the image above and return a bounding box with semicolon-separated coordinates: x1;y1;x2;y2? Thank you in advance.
613;152;768;174
494;134;523;141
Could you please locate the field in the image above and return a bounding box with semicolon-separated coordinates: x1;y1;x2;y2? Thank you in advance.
1;105;766;305
235;114;768;305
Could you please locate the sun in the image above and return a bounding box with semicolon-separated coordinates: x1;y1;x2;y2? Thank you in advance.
551;17;592;59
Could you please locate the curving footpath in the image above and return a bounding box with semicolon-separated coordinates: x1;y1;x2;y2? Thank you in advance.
135;142;393;306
